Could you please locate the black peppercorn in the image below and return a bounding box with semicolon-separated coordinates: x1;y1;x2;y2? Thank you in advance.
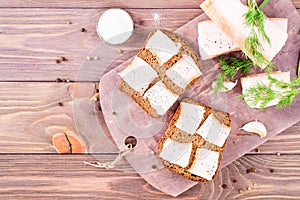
222;184;228;189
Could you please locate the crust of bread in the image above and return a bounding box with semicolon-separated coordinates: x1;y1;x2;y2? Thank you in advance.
157;98;231;182
119;78;160;118
141;29;202;95
160;151;222;182
119;29;202;117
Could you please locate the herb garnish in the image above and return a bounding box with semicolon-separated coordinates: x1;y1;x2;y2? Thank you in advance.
298;55;300;77
297;33;300;77
214;0;274;92
237;75;300;110
214;56;253;92
243;0;273;70
214;0;300;110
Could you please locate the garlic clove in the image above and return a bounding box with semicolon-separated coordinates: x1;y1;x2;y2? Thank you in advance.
239;119;267;138
212;80;237;92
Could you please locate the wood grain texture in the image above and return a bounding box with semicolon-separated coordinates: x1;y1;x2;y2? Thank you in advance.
0;0;298;9
0;8;298;81
0;1;299;198
0;0;205;9
249;121;300;154
0;8;201;81
0;82;86;153
0;154;299;199
0;82;299;154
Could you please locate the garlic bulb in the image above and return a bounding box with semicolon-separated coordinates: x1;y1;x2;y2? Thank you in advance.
212;80;237;92
239;119;267;138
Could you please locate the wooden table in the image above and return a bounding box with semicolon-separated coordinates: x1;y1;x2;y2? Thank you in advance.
0;1;299;199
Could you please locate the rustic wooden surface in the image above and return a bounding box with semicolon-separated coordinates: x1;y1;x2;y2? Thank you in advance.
0;0;299;199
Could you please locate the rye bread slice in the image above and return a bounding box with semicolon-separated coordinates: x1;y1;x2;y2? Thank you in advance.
157;98;231;182
139;29;202;96
119;29;202;118
119;78;161;118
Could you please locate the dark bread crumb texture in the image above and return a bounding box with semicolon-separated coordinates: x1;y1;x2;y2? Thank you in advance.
119;29;202;117
119;79;160;118
157;98;231;182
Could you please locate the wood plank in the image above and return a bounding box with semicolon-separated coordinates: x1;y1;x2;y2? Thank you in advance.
0;8;201;81
0;1;298;198
0;0;298;9
0;154;299;199
0;82;299;154
249;121;300;154
0;82;86;153
0;81;119;154
0;0;203;9
0;8;298;81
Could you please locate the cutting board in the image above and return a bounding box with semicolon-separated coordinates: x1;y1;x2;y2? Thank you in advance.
99;0;300;197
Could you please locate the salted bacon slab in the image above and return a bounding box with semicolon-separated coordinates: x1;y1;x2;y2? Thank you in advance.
197;18;288;60
200;0;288;66
241;71;291;109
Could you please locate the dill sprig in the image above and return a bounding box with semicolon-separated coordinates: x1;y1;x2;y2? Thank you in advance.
214;0;274;93
243;0;273;70
237;75;300;110
297;33;300;77
298;55;300;77
214;56;253;92
245;0;270;43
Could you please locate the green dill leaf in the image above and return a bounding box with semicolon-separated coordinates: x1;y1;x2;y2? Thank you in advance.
251;83;276;110
267;76;285;87
238;82;277;110
277;87;300;108
258;0;270;9
237;75;300;110
243;0;272;69
245;1;270;43
297;58;300;77
214;56;254;93
213;73;225;93
219;56;253;78
291;75;300;86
